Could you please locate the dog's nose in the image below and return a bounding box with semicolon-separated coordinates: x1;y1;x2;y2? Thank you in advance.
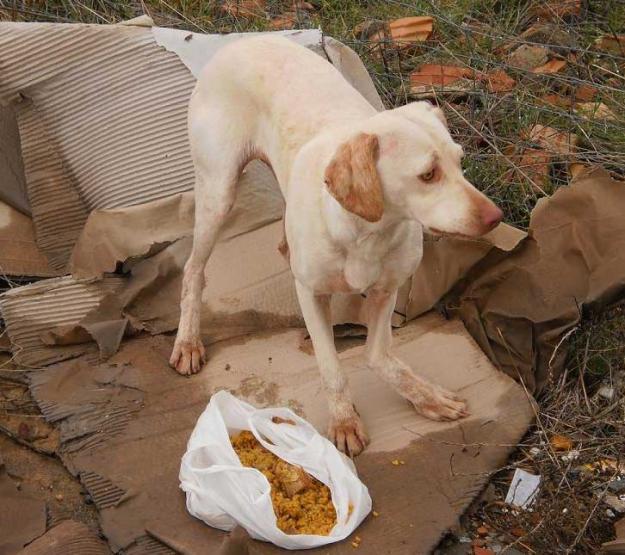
482;204;503;230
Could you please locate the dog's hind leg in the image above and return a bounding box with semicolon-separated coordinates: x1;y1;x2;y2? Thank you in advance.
170;106;248;375
365;289;469;421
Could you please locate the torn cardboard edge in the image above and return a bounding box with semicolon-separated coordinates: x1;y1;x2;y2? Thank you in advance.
0;275;125;367
16;520;109;555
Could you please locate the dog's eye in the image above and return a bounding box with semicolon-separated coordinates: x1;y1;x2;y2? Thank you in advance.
420;168;437;182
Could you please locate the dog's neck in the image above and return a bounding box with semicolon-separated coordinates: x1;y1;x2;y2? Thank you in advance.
320;185;415;248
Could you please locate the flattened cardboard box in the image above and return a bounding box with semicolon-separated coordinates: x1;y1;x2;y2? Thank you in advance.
30;312;534;554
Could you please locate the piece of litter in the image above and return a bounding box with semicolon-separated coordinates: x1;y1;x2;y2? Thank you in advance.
372;510;380;517
598;385;615;400
391;459;400;466
505;469;541;509
351;541;359;548
605;494;625;513
561;450;580;463
607;509;616;518
563;508;568;514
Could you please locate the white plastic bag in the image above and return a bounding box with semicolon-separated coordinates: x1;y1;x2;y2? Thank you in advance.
179;390;371;550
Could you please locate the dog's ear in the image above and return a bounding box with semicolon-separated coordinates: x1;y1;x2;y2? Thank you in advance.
324;133;383;223
396;101;448;129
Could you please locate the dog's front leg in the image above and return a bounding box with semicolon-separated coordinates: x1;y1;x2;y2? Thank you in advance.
366;289;469;421
295;280;369;456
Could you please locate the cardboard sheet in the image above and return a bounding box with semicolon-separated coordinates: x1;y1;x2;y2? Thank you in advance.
450;169;625;393
42;211;523;368
0;276;125;367
28;312;534;554
16;520;109;555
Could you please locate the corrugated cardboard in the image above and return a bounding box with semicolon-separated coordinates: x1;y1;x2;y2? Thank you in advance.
0;104;29;215
15;520;109;555
0;201;57;278
0;23;377;272
602;516;625;553
0;275;124;367
29;312;534;554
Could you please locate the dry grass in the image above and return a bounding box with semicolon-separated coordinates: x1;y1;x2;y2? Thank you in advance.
1;1;625;553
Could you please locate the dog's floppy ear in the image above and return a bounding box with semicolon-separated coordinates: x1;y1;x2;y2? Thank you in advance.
324;133;383;223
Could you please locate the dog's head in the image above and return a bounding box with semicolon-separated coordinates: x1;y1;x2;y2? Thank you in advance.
323;101;502;237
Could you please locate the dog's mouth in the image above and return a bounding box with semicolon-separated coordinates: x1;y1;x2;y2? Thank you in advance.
427;227;474;240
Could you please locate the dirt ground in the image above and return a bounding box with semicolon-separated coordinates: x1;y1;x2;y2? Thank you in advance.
0;434;103;538
0;360;104;547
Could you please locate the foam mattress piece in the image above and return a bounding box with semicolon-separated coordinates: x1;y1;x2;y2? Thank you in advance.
29;312;534;554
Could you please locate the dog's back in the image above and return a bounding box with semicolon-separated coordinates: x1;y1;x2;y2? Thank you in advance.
191;36;376;156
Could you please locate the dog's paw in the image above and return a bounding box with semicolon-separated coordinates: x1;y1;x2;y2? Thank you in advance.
169;337;206;376
410;384;469;422
328;413;369;457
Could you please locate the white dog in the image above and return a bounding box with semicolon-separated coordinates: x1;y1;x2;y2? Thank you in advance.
170;36;503;456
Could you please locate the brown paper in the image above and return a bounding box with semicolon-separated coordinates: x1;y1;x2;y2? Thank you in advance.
450;169;625;393
405;223;526;319
29;313;534;554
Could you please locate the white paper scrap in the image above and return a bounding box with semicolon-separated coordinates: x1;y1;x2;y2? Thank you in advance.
505;468;541;508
